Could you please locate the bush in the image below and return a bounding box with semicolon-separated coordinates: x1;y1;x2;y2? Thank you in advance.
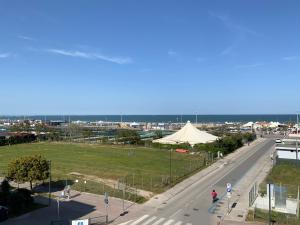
8;189;33;215
8;192;24;214
116;129;141;144
15;189;33;206
194;133;250;155
0;179;11;206
151;142;191;150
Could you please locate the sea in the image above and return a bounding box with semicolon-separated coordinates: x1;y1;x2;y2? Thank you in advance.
0;115;297;123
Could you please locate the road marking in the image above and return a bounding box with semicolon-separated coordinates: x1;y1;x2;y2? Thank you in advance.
152;218;165;225
118;220;133;225
163;219;174;225
141;216;157;225
173;222;183;225
130;215;149;225
169;209;183;218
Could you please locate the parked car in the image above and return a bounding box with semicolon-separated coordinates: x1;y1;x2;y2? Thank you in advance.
275;139;282;144
0;206;8;222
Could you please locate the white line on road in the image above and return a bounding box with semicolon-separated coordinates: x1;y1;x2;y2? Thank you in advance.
169;209;183;218
130;215;149;225
152;218;166;225
118;220;133;225
163;219;174;225
173;221;183;225
141;216;157;225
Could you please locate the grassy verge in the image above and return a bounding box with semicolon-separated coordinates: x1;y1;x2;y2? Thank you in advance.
247;208;300;225
259;162;300;198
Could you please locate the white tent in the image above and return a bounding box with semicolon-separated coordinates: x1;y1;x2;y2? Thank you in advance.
242;122;254;128
153;121;218;146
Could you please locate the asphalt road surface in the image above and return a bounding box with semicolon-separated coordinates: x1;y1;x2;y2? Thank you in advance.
118;138;274;225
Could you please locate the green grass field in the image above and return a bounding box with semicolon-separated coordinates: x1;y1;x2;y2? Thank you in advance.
260;162;300;198
249;162;300;224
248;208;300;225
0;142;205;195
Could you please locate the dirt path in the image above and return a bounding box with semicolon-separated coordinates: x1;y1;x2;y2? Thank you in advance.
69;172;154;199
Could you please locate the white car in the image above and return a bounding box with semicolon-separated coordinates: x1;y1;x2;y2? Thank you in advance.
275;139;282;144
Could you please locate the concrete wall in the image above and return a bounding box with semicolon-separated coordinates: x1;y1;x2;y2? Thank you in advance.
253;196;297;215
277;150;300;160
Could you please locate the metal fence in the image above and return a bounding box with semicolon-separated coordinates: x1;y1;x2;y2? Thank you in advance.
89;216;108;225
249;182;258;207
50;220;69;225
51;215;107;225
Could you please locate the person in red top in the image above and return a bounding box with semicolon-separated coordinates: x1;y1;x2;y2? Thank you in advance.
211;189;218;202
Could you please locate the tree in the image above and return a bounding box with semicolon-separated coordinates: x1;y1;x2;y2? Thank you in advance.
154;130;163;139
116;129;141;144
7;155;49;190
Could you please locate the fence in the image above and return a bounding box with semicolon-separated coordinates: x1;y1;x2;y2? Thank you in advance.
248;182;300;225
249;182;258;207
50;220;69;225
51;215;107;225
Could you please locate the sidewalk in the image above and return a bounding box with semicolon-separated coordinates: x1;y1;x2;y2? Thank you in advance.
218;140;275;225
2;190;134;225
221;220;266;225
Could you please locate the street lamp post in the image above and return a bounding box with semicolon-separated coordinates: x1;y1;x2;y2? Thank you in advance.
57;197;60;219
169;149;172;185
268;183;273;225
48;160;52;206
75;179;79;192
296;113;299;160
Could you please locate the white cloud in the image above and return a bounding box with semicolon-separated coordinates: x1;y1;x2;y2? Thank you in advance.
18;35;36;41
168;49;178;57
46;49;133;64
0;53;13;58
209;11;261;37
220;45;235;56
235;63;264;69
282;56;300;61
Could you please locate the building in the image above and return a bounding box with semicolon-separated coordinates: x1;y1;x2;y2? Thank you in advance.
275;138;300;161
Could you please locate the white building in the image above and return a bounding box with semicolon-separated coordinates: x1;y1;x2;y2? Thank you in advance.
276;139;300;160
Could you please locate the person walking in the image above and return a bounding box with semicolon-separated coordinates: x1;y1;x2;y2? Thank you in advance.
211;189;218;203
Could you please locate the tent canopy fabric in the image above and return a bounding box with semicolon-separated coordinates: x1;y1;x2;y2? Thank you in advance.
153;121;218;146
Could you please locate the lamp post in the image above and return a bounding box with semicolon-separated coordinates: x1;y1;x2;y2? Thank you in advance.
57;197;60;219
268;183;273;225
48;160;52;206
75;179;81;192
169;149;172;185
296;113;299;161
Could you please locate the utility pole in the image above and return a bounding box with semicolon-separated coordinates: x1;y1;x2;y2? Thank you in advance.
297;113;299;160
170;149;172;184
268;183;272;225
48;160;52;206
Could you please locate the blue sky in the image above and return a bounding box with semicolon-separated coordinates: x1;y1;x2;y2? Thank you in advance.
0;0;300;115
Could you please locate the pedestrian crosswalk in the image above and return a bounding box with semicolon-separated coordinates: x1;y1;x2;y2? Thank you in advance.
118;215;193;225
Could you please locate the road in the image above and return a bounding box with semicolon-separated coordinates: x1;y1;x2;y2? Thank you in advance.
117;138;274;225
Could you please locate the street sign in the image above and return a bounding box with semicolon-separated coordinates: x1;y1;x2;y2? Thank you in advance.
227;191;232;198
71;219;89;225
226;183;232;193
104;192;109;205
